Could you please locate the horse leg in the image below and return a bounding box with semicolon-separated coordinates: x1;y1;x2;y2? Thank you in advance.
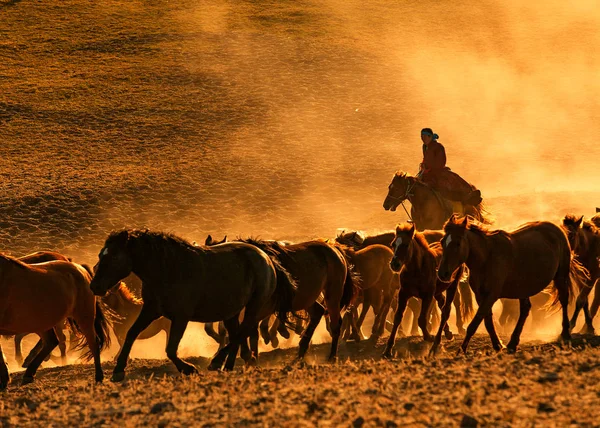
569;283;592;332
348;306;363;342
435;293;453;340
418;292;435;342
22;329;59;385
204;323;222;344
453;290;464;335
296;302;325;361
326;306;342;363
382;293;409;358
483;310;504;351
112;304;160;382
209;316;239;371
259;318;271;345
589;279;600;324
408;298;421;336
275;318;290;340
460;291;499;354
165;318;196;375
430;284;458;356
53;325;68;365
14;334;25;367
0;343;9;390
506;298;532;352
22;338;44;368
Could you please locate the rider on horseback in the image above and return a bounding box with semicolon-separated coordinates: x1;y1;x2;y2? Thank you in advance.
418;128;482;207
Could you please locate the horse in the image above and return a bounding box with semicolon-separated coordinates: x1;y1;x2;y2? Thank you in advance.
591;208;600;229
382;224;466;358
11;251;72;367
336;229;474;335
382;172;490;231
562;215;600;334
204;236;358;363
101;282;172;357
332;244;398;342
90;229;297;381
436;215;588;354
0;254;110;389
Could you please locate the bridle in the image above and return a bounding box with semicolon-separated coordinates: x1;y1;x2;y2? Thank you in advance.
387;176;417;223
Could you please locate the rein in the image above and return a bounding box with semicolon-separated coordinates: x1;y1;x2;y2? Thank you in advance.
388;178;417;223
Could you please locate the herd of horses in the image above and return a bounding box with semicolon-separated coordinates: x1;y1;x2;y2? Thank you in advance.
1;174;599;390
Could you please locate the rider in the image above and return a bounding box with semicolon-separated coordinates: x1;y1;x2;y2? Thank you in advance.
418;128;482;206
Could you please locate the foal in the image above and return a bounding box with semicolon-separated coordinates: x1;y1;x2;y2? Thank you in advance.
382;224;464;358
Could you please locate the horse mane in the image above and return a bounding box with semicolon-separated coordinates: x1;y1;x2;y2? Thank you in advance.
444;216;508;239
563;214;583;228
0;252;32;270
109;229;205;281
116;282;142;305
235;237;290;258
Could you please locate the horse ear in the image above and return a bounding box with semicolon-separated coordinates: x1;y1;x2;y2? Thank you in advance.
449;213;458;224
409;223;415;236
576;216;584;227
395;224;402;234
221;235;227;244
461;216;469;227
596;207;600;213
205;235;213;245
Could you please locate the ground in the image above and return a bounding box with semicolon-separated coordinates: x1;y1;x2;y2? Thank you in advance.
2;335;600;426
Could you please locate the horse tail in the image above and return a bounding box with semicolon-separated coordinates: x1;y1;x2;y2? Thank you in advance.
71;301;112;361
546;252;590;310
330;244;360;309
269;256;299;328
458;269;475;322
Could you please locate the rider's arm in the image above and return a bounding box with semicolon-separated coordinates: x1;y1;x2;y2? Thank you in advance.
431;144;446;169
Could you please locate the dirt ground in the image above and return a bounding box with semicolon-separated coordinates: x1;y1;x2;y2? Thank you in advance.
2;334;600;427
2;0;600;426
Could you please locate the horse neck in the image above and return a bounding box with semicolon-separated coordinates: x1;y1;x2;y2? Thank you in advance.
464;230;491;269
405;237;428;270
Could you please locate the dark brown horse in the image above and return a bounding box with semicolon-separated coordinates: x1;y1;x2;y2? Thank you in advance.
101;282;172;356
336;229;474;335
90;229;296;381
436;215;587;354
205;236;358;363
382;224;466;358
0;254;110;389
382;172;490;231
591;208;600;229
563;215;600;334
12;251;72;367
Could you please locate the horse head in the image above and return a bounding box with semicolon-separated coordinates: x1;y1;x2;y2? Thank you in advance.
383;172;411;212
390;223;415;272
90;230;134;297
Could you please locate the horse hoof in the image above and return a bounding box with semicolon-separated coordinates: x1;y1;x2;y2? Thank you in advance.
207;361;222;371
458;328;466;336
506;345;517;354
423;336;434;343
180;365;198;376
271;336;280;349
577;326;596;335
95;374;104;383
382;350;394;359
280;330;290;340
328;356;338;364
111;372;126;383
444;331;454;341
21;375;34;386
0;382;7;391
245;357;258;368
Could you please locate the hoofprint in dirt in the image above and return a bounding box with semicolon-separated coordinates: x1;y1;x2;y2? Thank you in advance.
2;335;600;426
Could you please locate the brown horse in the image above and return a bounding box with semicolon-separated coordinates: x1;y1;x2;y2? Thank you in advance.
205;236;358;363
336;229;474;335
436;215;587;354
90;229;296;380
382;224;466;358
563;215;600;334
382;172;490;231
0;254;110;389
12;251;72;367
333;244;398;342
591;208;600;229
101;282;172;357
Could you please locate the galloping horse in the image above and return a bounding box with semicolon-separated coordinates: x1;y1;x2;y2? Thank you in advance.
562;215;600;334
382;224;467;358
0;254;110;389
436;215;587;354
205;236;358;363
383;172;490;231
90;229;297;380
